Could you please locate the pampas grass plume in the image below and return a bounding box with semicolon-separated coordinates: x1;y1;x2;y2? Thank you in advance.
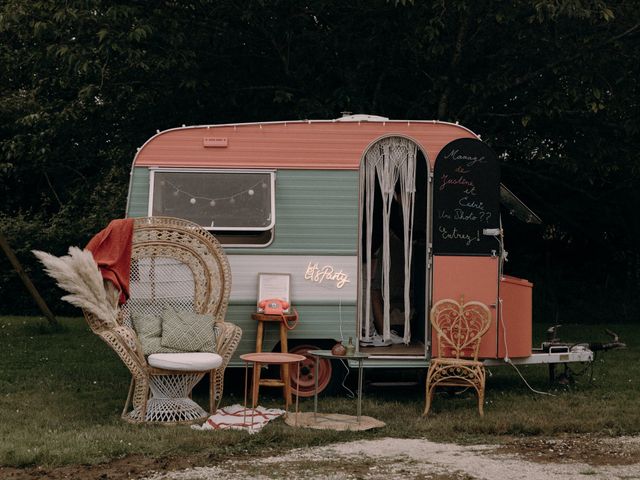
33;247;118;322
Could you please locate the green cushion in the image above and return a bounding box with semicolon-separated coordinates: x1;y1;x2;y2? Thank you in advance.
160;308;217;353
130;312;181;355
132;313;162;340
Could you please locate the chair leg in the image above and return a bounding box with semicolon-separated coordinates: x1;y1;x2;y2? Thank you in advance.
477;368;486;417
477;376;486;417
423;381;434;416
122;377;135;419
140;380;150;422
126;377;150;423
208;368;225;413
209;369;217;414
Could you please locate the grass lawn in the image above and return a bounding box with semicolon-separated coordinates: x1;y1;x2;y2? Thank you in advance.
0;316;638;468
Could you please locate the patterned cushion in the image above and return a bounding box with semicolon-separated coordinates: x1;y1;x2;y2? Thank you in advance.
131;313;182;355
160;308;217;353
132;312;162;339
139;337;184;355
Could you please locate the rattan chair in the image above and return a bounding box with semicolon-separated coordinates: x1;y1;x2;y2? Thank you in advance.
424;298;491;416
76;217;241;423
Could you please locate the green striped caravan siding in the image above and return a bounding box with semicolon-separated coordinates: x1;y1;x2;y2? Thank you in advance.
268;170;358;255
127;167;150;218
127;168;360;255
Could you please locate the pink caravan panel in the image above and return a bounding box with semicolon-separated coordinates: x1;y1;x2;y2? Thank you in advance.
432;256;499;359
499;275;533;358
134;120;477;170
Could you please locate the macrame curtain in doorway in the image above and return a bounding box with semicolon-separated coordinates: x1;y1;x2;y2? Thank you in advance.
361;137;417;344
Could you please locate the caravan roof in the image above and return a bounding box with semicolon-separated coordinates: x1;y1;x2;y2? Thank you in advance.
132;118;478;170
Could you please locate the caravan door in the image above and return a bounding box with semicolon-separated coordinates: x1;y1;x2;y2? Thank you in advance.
358;136;431;357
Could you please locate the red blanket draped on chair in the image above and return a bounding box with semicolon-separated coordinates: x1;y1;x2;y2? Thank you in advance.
86;218;134;305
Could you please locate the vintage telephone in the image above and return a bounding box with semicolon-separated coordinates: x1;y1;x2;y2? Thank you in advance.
258;298;298;330
259;298;290;315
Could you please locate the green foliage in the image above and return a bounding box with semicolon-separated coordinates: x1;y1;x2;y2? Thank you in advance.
0;1;638;320
0;317;638;468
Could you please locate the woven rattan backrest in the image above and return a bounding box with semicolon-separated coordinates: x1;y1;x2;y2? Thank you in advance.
431;298;491;360
120;217;231;326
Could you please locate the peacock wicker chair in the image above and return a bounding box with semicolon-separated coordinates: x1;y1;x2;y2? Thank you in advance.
83;216;242;423
424;297;491;417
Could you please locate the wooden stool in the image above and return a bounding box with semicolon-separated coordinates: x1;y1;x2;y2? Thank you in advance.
251;313;298;407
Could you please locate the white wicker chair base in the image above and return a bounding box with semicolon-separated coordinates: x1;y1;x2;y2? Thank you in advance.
125;398;208;423
145;397;208;423
129;372;210;423
151;372;205;398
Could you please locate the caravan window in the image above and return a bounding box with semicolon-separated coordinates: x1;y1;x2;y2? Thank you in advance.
150;170;275;246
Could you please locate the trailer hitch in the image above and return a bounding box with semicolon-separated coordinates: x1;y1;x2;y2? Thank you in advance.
541;325;626;353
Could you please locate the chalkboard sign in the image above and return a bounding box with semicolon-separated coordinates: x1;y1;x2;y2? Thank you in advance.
432;138;500;255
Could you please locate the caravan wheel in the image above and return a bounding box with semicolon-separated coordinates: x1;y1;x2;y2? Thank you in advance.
288;344;333;397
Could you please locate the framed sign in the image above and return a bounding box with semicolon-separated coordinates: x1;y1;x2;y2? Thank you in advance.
257;273;291;312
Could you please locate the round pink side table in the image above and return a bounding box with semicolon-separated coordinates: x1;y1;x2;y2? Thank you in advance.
240;352;306;427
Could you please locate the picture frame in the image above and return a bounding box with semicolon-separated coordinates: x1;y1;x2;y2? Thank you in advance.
257;272;291;313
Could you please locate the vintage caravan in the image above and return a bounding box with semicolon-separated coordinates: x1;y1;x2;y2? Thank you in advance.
126;115;592;395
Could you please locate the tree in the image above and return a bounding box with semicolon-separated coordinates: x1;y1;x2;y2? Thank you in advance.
1;0;638;322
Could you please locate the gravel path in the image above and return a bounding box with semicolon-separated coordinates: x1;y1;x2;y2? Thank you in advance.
144;436;640;480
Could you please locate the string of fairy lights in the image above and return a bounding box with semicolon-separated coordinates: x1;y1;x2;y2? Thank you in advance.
161;178;269;207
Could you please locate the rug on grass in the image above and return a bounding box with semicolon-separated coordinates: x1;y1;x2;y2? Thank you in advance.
191;404;285;434
284;412;385;431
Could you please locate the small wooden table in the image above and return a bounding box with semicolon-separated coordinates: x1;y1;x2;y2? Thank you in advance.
240;352;306;426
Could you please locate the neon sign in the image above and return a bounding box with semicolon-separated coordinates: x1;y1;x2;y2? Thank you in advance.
304;262;351;289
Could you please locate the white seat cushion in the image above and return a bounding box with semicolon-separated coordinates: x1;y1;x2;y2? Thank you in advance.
148;352;223;371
